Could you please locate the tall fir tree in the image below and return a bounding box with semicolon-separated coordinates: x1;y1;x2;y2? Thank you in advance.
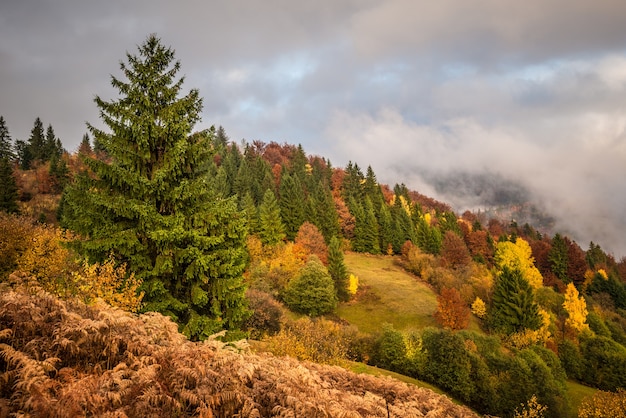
27;117;46;166
327;236;350;302
363;197;380;254
0;157;19;214
278;172;306;240
489;266;541;335
549;233;569;283
258;188;285;245
0;116;15;161
61;35;248;340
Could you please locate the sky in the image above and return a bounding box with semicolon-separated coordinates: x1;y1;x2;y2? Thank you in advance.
1;0;625;257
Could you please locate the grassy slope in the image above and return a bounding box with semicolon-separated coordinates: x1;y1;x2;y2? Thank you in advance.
337;252;438;334
337;251;598;417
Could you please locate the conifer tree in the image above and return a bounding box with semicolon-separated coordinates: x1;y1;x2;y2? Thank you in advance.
279;172;306;240
489;266;541;335
240;192;259;234
0;157;19;214
258;188;285;245
0;116;15;161
78;133;93;156
328;236;350;302
363;197;380;254
61;35;248;340
378;202;394;254
27;117;46;165
549;233;569;283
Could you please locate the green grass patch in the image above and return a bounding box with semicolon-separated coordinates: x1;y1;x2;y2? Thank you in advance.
566;380;597;417
337;252;438;334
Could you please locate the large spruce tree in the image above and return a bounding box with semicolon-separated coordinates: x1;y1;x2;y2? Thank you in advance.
62;35;248;340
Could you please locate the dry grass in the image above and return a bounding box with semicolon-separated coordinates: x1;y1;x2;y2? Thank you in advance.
0;286;478;417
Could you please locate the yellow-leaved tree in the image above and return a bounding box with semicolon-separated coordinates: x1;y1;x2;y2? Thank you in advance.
563;282;589;334
495;238;543;289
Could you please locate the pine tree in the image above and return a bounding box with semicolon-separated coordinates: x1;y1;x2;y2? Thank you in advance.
15;140;32;170
44;124;63;160
0;158;19;214
489;266;541;335
61;35;248;340
363;197;380;254
328;236;349;302
549;233;569;283
279;172;306;240
0;116;15;161
239;192;259;234
27;117;46;166
258;188;285;245
78;133;93;156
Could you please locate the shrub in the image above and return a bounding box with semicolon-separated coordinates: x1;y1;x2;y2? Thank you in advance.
264;317;349;364
282;255;337;317
244;289;285;339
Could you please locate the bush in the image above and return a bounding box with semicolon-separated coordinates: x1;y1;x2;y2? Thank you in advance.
372;324;407;373
558;339;583;380
282;255;337;317
244;289;285;339
264;317;349;364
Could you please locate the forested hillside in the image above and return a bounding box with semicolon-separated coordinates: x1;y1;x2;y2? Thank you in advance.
1;35;626;417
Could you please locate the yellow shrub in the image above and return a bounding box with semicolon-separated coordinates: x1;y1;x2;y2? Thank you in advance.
72;257;143;312
471;297;487;319
348;273;359;295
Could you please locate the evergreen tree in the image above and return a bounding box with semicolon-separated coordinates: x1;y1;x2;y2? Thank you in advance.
239;192;259;234
282;255;337;317
27;117;46;165
391;195;417;252
0;158;19;214
350;198;367;252
44;124;63;160
258;188;285;245
15;140;32;170
61;35;248;340
549;233;569;283
78;133;93;156
363;197;380;254
278;172;306;240
49;154;69;193
0;116;15;161
489;266;541;335
308;185;340;243
378;202;394;254
327;236;350;302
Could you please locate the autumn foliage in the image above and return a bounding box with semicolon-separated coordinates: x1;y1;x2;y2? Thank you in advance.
434;287;470;330
0;287;477;417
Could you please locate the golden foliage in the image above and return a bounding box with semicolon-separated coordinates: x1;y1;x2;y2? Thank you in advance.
471;297;487;319
495;238;543;289
563;283;589;334
72;257;144;312
0;288;478;417
348;273;359;295
578;389;626;418
434;287;470;331
506;309;552;350
514;394;548;418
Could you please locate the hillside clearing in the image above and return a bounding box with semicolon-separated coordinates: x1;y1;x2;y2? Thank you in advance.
338;252;439;333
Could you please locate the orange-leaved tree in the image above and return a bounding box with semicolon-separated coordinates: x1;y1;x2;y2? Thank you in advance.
434;287;470;330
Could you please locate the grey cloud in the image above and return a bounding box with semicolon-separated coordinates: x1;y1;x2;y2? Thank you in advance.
0;0;625;256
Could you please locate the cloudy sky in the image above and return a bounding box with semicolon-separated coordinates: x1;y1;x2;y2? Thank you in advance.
1;0;625;257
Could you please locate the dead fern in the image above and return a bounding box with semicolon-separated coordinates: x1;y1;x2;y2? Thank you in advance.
0;286;477;417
